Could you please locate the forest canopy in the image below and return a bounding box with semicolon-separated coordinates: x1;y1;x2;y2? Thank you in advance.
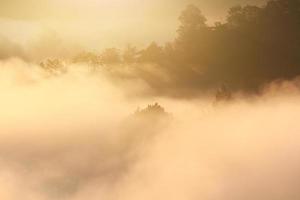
5;0;300;97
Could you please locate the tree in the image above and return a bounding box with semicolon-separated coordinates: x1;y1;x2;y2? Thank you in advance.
177;4;207;38
134;103;169;118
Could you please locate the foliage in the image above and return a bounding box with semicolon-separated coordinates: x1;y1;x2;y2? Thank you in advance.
54;0;300;96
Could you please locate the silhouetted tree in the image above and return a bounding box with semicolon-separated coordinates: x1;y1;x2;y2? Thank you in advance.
177;4;207;41
134;103;167;117
171;4;212;87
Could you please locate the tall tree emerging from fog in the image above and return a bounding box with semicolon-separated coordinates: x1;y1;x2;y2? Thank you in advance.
175;5;211;67
177;5;207;41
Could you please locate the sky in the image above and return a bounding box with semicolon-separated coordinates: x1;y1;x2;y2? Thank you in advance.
0;0;267;50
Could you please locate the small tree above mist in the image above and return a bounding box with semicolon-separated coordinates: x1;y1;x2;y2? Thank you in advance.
134;103;168;117
120;103;171;152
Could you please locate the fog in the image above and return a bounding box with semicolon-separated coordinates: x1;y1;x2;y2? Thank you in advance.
0;58;300;200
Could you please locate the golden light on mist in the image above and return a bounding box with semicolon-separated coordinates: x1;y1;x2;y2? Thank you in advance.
1;0;300;200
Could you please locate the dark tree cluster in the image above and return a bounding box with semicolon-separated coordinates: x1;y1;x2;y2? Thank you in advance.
162;0;300;93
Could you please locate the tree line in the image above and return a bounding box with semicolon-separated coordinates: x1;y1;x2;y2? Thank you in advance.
41;0;300;96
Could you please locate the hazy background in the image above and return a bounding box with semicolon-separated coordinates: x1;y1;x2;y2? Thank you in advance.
1;0;300;199
0;0;266;49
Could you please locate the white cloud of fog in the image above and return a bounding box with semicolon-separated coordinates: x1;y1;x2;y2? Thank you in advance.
0;58;300;200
